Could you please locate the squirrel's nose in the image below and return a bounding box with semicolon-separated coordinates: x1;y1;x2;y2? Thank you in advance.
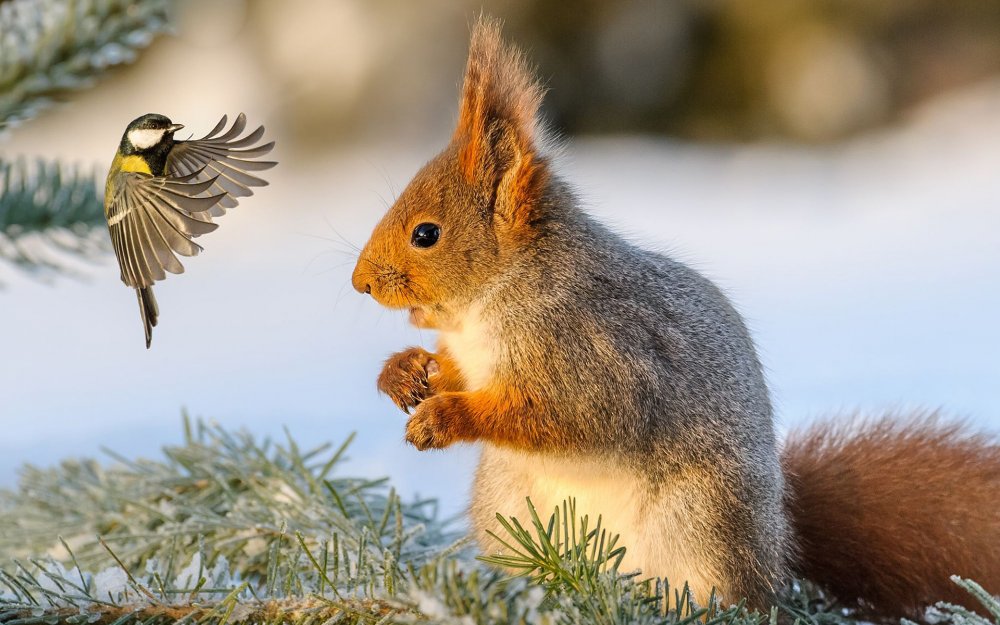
351;262;372;295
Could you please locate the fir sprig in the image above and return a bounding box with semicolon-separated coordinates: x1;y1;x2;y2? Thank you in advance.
0;0;172;279
480;498;627;593
0;0;172;129
479;498;751;625
914;578;1000;625
1;419;996;625
0;157;106;281
0;418;456;581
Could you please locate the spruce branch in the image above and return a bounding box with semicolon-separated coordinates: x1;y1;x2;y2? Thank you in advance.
480;498;626;594
1;419;995;624
0;0;172;129
0;157;106;281
919;577;1000;625
478;498;748;625
0;0;173;279
0;416;456;581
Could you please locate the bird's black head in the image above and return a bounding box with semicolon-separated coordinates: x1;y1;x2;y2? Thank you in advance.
119;113;184;156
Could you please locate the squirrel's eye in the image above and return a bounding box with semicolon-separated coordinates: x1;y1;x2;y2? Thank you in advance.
411;223;441;248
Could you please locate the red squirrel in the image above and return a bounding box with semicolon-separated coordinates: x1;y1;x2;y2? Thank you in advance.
351;17;1000;617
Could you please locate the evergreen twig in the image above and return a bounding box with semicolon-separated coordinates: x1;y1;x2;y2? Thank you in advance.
0;0;172;279
0;157;106;282
0;419;996;624
0;0;171;129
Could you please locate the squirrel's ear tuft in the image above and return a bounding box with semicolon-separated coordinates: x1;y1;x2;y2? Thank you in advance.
453;17;549;228
454;18;546;194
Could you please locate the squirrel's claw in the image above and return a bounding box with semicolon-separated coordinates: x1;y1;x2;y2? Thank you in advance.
378;347;438;414
405;395;462;450
405;411;443;450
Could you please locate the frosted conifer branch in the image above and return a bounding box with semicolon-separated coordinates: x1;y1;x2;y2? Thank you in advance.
0;157;106;282
0;0;171;129
1;419;995;624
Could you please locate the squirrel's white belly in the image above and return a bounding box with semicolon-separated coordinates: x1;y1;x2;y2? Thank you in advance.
438;302;497;391
500;449;643;530
472;445;720;605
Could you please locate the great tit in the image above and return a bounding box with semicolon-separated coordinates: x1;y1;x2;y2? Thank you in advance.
104;113;276;348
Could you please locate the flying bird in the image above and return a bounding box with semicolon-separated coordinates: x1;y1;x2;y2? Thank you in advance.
103;113;276;348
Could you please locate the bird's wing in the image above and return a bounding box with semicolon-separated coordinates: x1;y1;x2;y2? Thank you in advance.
166;113;277;217
106;171;225;289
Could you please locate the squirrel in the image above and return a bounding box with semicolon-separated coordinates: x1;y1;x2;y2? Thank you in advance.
351;17;1000;617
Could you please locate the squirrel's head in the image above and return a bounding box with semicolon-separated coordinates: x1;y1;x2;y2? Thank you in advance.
352;18;551;328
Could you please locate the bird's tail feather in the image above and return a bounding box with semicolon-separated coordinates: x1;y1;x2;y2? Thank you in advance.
136;286;159;349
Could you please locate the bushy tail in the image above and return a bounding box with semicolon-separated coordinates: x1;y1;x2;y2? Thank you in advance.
782;414;1000;618
136;286;159;349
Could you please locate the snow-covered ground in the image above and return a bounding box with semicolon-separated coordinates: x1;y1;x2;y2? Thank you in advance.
1;40;998;519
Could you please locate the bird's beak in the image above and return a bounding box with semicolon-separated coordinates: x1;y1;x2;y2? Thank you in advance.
167;123;184;133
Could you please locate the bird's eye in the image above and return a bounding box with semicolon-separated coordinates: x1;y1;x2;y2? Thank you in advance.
411;223;441;248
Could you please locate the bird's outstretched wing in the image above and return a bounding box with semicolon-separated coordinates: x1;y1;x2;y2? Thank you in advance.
166;113;277;217
106;172;224;288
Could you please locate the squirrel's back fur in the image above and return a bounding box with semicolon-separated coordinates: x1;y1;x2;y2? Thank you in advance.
353;17;1000;618
465;204;790;606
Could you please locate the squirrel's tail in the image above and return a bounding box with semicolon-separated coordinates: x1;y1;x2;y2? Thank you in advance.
782;413;1000;618
136;286;159;349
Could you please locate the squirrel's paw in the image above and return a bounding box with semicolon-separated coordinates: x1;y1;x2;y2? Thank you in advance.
405;394;464;450
378;347;440;413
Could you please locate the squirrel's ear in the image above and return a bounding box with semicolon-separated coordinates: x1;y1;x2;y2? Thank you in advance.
453;18;549;225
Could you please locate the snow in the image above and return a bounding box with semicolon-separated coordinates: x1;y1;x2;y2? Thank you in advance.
0;556;242;608
520;585;546;622
410;589;471;623
172;554;236;599
0;560;83;603
409;582;545;624
91;567;129;602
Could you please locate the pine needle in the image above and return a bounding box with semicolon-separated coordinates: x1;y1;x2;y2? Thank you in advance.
1;419;996;625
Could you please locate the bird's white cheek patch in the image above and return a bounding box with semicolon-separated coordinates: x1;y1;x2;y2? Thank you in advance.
128;128;166;150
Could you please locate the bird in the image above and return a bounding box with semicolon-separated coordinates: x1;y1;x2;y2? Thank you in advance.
103;113;277;348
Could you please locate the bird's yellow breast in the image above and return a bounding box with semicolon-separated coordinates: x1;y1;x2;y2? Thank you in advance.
114;153;153;175
106;153;156;211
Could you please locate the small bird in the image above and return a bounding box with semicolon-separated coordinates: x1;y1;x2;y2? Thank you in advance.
104;113;276;348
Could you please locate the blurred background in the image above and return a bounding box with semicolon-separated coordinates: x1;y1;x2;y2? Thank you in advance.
1;0;998;519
